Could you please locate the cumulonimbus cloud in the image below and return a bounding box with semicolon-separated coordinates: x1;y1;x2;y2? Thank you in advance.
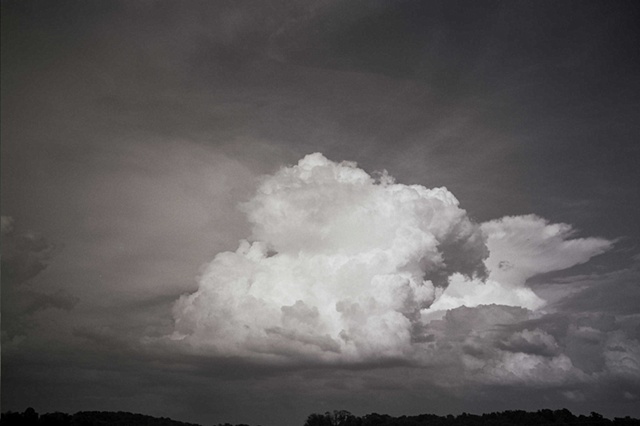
169;153;614;369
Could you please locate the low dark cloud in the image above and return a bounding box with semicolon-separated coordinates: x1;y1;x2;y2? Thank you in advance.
1;216;56;286
552;264;640;316
1;217;79;338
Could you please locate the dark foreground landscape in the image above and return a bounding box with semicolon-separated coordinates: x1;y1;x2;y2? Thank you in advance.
2;409;639;426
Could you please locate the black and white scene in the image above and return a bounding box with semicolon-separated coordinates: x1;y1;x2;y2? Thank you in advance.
2;1;640;425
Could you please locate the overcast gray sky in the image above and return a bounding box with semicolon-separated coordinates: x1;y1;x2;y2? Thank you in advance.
2;1;640;425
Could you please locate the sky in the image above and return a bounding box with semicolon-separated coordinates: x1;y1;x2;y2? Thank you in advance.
1;1;640;425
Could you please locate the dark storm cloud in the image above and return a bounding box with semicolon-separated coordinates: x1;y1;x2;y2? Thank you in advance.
551;263;640;317
267;0;640;234
1;217;56;286
2;1;640;425
1;217;79;338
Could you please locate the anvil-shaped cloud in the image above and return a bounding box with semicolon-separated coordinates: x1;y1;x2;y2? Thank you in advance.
171;154;612;367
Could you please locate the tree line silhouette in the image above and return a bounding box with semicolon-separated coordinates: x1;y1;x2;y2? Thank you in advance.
302;409;640;426
0;409;203;426
1;407;639;426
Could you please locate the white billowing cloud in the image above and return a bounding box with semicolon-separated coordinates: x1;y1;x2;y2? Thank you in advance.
172;153;487;361
170;153;616;373
426;273;545;312
482;215;613;285
426;215;613;313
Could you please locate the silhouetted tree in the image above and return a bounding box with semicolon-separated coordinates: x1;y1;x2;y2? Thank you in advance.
1;411;24;426
327;410;359;426
40;412;72;426
304;410;360;426
305;413;332;426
